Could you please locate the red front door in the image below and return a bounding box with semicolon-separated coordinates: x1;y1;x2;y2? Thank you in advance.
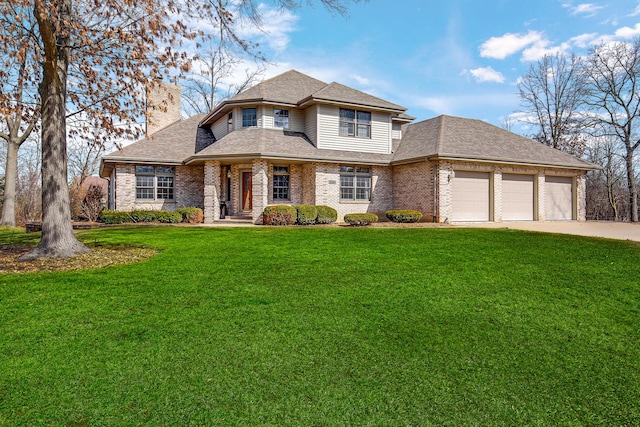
242;171;252;210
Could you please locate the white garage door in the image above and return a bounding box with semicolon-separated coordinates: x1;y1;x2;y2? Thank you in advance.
452;171;490;222
545;176;573;220
502;174;534;221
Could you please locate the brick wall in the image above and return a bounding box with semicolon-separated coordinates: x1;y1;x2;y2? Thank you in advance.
392;162;434;219
146;82;181;137
175;165;204;208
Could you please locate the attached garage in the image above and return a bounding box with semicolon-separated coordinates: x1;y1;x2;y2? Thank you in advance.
451;171;490;222
545;176;573;220
502;174;534;221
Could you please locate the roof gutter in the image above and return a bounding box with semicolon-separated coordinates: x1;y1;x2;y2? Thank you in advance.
425;154;602;171
184;153;390;166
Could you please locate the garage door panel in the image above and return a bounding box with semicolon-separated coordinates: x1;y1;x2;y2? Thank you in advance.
452;171;490;222
545;176;573;220
502;174;534;221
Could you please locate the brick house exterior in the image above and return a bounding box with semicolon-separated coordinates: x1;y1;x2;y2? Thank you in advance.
100;70;598;224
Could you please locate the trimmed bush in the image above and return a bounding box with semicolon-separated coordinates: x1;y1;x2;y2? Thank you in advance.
385;209;423;223
99;210;131;224
296;205;318;225
315;205;338;224
177;207;204;224
99;209;182;224
263;205;297;225
343;213;378;226
129;210;156;223
154;211;183;223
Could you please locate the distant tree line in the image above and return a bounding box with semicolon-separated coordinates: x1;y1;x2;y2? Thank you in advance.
517;39;640;222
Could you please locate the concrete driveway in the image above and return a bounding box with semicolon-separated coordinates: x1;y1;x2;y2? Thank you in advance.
461;221;640;242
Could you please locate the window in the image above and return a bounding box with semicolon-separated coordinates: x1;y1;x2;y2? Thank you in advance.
227;112;233;133
242;108;257;127
274;109;289;128
135;165;174;200
273;166;289;200
340;165;371;201
339;108;371;138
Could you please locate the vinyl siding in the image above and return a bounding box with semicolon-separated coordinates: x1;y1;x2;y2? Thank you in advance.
316;105;391;154
289;109;305;132
304;105;318;145
391;122;402;139
212;116;228;140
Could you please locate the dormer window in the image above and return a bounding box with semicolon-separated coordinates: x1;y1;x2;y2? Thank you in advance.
274;109;289;128
242;108;257;127
339;108;371;138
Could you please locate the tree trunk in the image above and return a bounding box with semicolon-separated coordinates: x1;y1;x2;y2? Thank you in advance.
625;152;638;222
0;141;19;226
20;0;89;260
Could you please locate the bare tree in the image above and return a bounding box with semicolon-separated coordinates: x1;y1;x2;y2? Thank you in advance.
585;39;640;222
1;0;358;259
182;46;266;115
517;53;589;156
585;136;627;220
0;6;40;226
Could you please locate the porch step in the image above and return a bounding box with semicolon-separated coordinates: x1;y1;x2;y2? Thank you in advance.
215;215;255;225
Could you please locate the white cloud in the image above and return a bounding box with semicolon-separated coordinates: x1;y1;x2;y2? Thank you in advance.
522;41;571;61
615;23;640;39
351;74;370;86
569;33;600;48
411;93;519;116
480;30;544;59
631;3;640;16
564;3;606;16
236;4;299;53
469;67;505;83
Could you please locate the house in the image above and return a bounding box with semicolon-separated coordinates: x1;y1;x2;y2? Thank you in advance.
99;70;598;224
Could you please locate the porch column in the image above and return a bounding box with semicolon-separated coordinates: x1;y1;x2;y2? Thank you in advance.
204;160;221;223
252;159;269;224
537;170;546;221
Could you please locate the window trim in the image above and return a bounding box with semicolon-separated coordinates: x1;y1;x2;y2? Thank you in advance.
272;165;290;201
339;108;371;138
242;107;257;127
340;165;371;202
135;165;175;201
274;108;290;129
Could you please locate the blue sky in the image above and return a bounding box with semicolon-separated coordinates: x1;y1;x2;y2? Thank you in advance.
228;0;640;133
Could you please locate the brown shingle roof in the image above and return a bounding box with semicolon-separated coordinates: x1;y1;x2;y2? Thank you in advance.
200;70;409;126
302;82;406;111
393;115;598;170
102;114;205;164
187;127;393;165
227;70;328;105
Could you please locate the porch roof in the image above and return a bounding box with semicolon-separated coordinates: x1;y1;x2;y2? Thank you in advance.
185;127;393;165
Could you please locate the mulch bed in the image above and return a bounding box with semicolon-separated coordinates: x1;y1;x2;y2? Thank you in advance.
0;244;158;274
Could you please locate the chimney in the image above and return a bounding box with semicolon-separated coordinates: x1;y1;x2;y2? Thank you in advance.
146;81;181;138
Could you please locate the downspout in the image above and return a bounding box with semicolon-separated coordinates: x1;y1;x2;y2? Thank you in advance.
433;162;439;223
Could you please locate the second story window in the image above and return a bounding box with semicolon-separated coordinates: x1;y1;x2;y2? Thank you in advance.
339;108;371;138
274;109;289;128
242;108;257;127
227;112;233;133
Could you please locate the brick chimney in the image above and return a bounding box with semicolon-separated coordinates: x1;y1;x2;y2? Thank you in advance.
145;81;181;138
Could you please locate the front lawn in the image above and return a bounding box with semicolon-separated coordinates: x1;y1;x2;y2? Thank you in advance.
1;226;639;426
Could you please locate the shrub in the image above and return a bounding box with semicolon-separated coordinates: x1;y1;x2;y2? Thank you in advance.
177;207;204;224
154;211;183;223
315;205;337;224
263;205;296;225
343;213;378;226
296;205;318;225
385;209;423;223
99;210;131;224
129;210;156;223
82;184;106;222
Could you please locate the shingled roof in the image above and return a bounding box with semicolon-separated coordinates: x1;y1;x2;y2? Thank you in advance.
187;127;393;165
201;70;409;126
100;115;205;176
393;115;598;170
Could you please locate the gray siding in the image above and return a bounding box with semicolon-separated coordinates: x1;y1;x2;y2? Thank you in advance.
304;105;318;145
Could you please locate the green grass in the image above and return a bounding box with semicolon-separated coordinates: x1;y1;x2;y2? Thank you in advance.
1;225;639;426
